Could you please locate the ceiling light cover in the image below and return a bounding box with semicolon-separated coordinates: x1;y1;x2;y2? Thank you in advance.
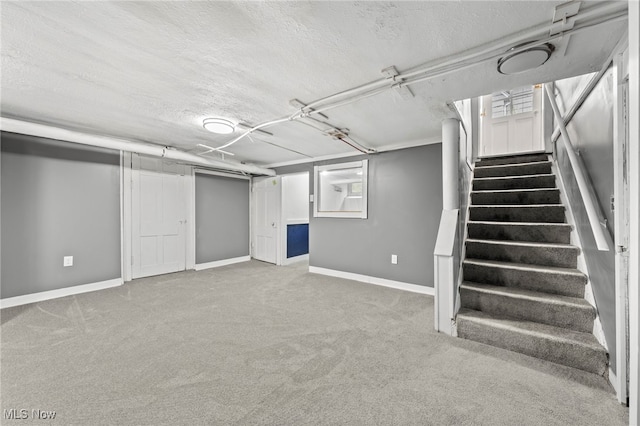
498;44;554;75
203;118;235;134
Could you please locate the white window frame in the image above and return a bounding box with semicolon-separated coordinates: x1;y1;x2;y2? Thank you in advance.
313;160;368;219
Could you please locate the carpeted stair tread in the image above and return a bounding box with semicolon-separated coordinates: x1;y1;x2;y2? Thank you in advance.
467;221;572;244
460;282;595;333
463;258;586;278
465;238;579;268
457;308;604;350
474;161;552;178
475;153;549;167
472;173;556;190
469;205;566;223
456;308;608;375
463;258;586;297
466;238;577;250
471;188;561;205
461;282;592;309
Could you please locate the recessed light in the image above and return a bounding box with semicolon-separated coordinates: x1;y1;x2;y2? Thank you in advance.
497;43;554;75
203;118;235;134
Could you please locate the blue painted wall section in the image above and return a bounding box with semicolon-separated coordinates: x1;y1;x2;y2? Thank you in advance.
287;224;309;258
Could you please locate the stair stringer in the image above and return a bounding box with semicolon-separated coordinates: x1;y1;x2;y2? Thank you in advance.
550;158;610;361
451;161;476;337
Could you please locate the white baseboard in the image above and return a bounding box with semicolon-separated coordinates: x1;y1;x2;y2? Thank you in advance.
282;254;309;266
194;255;250;271
609;368;619;396
0;278;123;309
309;266;434;296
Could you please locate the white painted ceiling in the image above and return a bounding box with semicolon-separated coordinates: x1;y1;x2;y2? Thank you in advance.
1;1;628;169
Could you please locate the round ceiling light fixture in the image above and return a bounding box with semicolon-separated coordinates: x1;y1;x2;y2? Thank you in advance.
497;43;554;75
202;118;235;134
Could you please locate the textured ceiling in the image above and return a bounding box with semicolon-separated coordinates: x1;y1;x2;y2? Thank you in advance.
0;1;628;168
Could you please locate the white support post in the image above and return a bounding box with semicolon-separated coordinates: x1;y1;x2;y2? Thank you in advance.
434;118;460;335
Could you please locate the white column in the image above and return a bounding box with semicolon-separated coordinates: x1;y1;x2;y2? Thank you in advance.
442;118;460;210
434;118;460;335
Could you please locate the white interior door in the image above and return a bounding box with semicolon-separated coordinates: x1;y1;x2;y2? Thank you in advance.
132;154;187;278
480;84;544;157
252;176;281;264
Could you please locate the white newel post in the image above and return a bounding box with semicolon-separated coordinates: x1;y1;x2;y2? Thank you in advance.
434;118;460;335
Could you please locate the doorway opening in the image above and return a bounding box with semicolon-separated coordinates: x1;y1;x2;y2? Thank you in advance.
251;172;310;266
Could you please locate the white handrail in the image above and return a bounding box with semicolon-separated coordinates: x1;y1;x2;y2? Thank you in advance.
544;84;610;251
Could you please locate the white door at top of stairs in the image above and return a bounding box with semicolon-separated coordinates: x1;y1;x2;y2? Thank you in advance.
131;154;188;279
480;84;544;157
252;176;281;265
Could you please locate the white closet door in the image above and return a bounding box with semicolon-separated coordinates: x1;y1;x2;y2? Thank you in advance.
132;154;187;278
252;176;280;264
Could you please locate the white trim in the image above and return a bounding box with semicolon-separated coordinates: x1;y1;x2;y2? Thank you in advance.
283;254;309;266
628;2;639;421
120;152;125;283
613;40;630;405
122;151;133;282
194;168;250;180
309;266;434;296
249;176;254;260
609;368;620;398
186;166;196;271
0;278;123;309
314;160;368;219
194;256;251;271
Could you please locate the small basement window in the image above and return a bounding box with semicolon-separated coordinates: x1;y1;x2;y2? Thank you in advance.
491;86;534;118
314;160;368;218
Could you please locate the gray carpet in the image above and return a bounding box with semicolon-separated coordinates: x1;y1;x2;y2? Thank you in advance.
1;260;628;425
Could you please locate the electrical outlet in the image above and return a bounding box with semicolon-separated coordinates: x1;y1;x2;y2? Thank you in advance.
391;254;398;265
63;256;73;267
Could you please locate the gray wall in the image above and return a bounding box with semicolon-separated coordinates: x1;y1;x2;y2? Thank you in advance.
554;69;617;372
195;173;249;264
277;144;443;287
1;132;121;299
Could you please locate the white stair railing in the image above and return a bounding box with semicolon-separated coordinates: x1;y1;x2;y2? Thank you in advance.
544;84;610;251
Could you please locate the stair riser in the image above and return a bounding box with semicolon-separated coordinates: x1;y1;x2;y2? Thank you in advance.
463;262;586;297
471;190;560;206
460;287;595;332
467;223;571;244
473;175;556;191
469;206;566;223
466;241;578;268
476;154;549;167
457;318;607;375
474;162;552;178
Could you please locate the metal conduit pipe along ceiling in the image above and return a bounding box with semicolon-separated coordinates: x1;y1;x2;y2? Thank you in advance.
297;0;628;115
0;117;276;176
205;2;628;155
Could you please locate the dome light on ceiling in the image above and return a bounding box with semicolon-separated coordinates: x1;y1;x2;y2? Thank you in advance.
203;118;235;134
497;43;554;75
